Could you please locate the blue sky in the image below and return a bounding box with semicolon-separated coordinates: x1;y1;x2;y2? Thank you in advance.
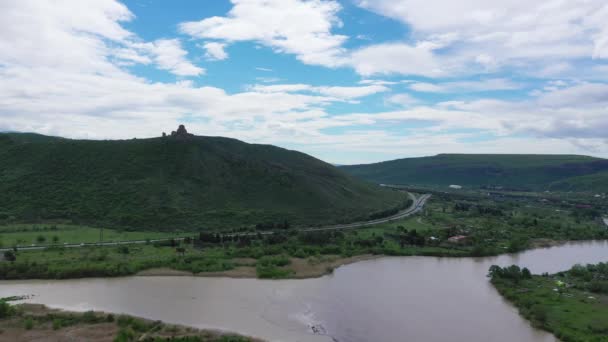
1;0;608;164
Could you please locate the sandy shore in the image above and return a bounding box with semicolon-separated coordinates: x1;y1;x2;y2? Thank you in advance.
136;254;381;279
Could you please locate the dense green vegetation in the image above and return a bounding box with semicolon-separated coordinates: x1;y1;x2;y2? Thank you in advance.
0;132;405;230
490;263;608;341
1;191;605;280
342;154;608;191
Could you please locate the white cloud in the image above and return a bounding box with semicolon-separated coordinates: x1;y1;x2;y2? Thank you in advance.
410;78;521;93
410;83;443;92
202;42;228;61
536;82;608;108
387;94;419;107
0;0;202;78
142;39;205;76
316;85;389;99
358;79;398;86
349;42;444;77
179;0;348;67
255;77;281;83
356;0;608;77
249;83;389;100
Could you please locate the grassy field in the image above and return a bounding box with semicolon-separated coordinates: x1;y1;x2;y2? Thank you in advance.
490;264;608;341
0;224;194;247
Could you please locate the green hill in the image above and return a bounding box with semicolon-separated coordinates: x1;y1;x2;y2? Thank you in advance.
341;154;608;191
549;171;608;193
0;130;405;230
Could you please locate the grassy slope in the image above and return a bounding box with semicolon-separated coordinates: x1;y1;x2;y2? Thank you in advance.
342;154;608;190
0;133;404;230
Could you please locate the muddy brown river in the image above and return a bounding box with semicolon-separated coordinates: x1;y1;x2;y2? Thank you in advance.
1;240;607;342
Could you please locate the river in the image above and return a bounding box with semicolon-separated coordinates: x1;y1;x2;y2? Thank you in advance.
1;241;607;342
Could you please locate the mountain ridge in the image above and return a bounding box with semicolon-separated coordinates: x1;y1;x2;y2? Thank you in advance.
341;153;608;192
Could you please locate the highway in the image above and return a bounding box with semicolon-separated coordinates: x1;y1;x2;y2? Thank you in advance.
0;193;430;252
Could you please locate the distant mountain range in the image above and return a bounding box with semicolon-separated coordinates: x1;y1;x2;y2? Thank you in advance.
341;154;608;192
0;129;405;230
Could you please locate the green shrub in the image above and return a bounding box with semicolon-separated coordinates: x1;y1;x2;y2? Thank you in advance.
256;264;291;279
24;317;34;330
114;327;135;342
258;255;290;267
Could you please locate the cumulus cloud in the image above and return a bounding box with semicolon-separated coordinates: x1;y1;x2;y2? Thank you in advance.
356;0;608;76
179;0;348;67
1;0;607;164
0;0;203;78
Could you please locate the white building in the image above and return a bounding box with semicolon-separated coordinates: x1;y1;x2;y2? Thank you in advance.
449;185;462;189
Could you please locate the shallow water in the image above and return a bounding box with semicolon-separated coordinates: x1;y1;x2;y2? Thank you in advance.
1;240;607;342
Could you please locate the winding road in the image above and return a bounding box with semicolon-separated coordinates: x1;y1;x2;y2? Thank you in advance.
0;193;431;252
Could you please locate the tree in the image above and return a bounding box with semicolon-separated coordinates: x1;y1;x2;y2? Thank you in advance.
176;247;186;257
488;265;503;280
52;235;60;243
36;235;46;243
3;251;16;262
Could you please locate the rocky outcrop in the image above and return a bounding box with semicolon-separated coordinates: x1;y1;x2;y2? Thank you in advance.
169;125;194;139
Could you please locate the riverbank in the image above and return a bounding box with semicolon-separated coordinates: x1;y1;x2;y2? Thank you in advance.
0;302;261;342
136;254;381;279
489;263;608;341
1;238;605;281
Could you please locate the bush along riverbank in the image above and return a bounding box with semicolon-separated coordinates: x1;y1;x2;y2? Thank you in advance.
0;298;260;342
488;263;608;341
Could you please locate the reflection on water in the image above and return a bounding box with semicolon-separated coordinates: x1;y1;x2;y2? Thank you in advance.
1;241;607;342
